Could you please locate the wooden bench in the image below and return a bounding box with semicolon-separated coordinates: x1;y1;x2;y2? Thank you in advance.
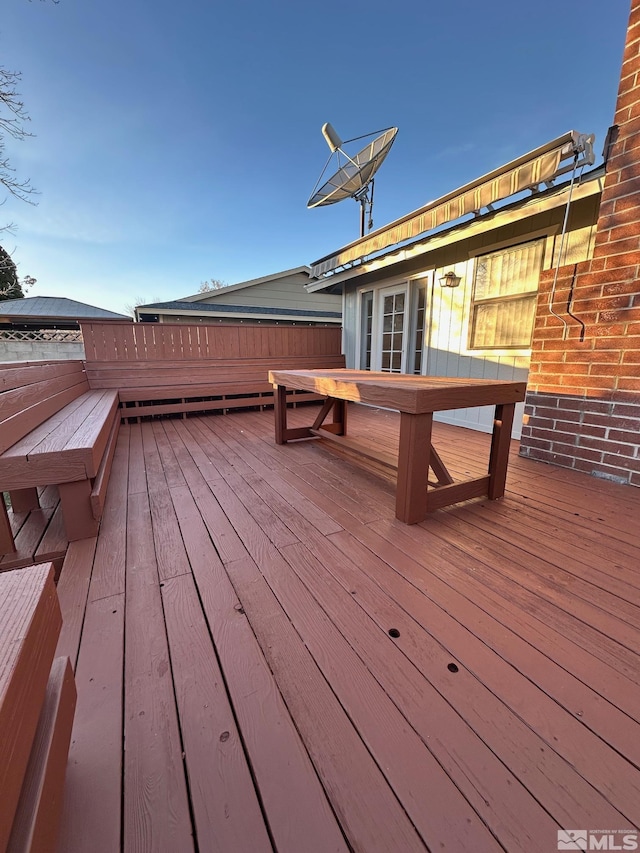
0;563;76;853
85;355;346;421
0;361;120;554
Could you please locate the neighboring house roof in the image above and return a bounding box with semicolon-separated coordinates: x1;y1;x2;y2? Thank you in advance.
0;296;130;322
177;266;313;303
137;265;342;324
136;301;341;319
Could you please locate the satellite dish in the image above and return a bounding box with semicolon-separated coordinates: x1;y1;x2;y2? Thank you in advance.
307;123;398;237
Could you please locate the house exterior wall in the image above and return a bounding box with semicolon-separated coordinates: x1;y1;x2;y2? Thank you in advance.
193;272;342;313
520;0;640;487
340;191;598;437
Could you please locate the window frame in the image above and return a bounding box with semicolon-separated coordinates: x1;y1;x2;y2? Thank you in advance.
467;238;544;351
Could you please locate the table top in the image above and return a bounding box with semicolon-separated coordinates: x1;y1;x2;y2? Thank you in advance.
268;369;527;415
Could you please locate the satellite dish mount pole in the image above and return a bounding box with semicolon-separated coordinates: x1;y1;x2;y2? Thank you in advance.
354;179;375;237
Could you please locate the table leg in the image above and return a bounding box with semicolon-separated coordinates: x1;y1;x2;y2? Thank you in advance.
396;412;433;524
274;384;317;443
332;399;347;435
488;403;516;499
274;384;288;445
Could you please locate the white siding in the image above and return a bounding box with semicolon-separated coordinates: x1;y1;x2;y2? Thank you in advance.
424;260;529;438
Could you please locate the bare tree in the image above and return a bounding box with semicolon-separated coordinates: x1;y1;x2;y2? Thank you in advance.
1;2;58;231
198;279;227;292
124;295;162;318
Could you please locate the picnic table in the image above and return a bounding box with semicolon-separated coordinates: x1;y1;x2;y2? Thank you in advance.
268;369;527;524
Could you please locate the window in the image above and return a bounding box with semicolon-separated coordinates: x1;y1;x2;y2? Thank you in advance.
469;240;543;349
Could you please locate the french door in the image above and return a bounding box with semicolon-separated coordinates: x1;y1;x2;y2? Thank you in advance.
373;285;407;373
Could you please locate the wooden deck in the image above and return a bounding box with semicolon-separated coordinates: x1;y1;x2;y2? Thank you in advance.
52;403;640;852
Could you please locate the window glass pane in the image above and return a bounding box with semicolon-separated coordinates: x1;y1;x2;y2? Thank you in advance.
474;240;543;301
393;313;403;332
395;293;405;312
392;351;402;371
470;240;542;349
383;314;393;332
471;296;537;348
384;296;393;313
381;351;391;370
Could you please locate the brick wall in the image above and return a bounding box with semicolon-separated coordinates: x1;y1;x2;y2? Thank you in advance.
519;0;640;486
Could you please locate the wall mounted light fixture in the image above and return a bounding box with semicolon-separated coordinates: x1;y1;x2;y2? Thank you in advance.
439;271;462;288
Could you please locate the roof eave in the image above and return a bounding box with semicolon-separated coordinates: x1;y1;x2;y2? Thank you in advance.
307;168;604;292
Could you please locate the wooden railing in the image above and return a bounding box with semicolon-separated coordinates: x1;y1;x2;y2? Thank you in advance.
81;322;343;362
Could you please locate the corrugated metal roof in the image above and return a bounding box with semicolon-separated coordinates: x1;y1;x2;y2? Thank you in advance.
0;296;130;320
137;301;341;319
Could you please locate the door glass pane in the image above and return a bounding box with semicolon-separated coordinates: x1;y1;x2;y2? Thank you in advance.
412;280;427;375
360;291;373;369
380;289;405;373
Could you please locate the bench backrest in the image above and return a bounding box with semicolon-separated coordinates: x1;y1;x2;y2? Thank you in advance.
84;355;346;394
0;361;89;455
80;321;343;363
81;322;346;416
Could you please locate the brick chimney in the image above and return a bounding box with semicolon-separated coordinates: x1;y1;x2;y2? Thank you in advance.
519;0;640;486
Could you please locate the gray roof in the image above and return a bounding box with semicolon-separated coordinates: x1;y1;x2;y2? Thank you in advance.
137;300;341;319
0;296;130;321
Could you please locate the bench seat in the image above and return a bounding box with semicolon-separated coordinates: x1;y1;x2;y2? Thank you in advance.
0;389;120;543
0;390;119;488
0;564;76;853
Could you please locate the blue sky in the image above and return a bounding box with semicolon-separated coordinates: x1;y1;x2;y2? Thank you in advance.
0;0;631;315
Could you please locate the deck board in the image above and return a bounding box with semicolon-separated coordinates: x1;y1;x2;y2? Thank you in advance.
57;403;640;851
168;478;348;853
123;485;193;853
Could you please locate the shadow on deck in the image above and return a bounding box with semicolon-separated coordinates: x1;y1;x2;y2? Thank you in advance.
53;404;640;852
